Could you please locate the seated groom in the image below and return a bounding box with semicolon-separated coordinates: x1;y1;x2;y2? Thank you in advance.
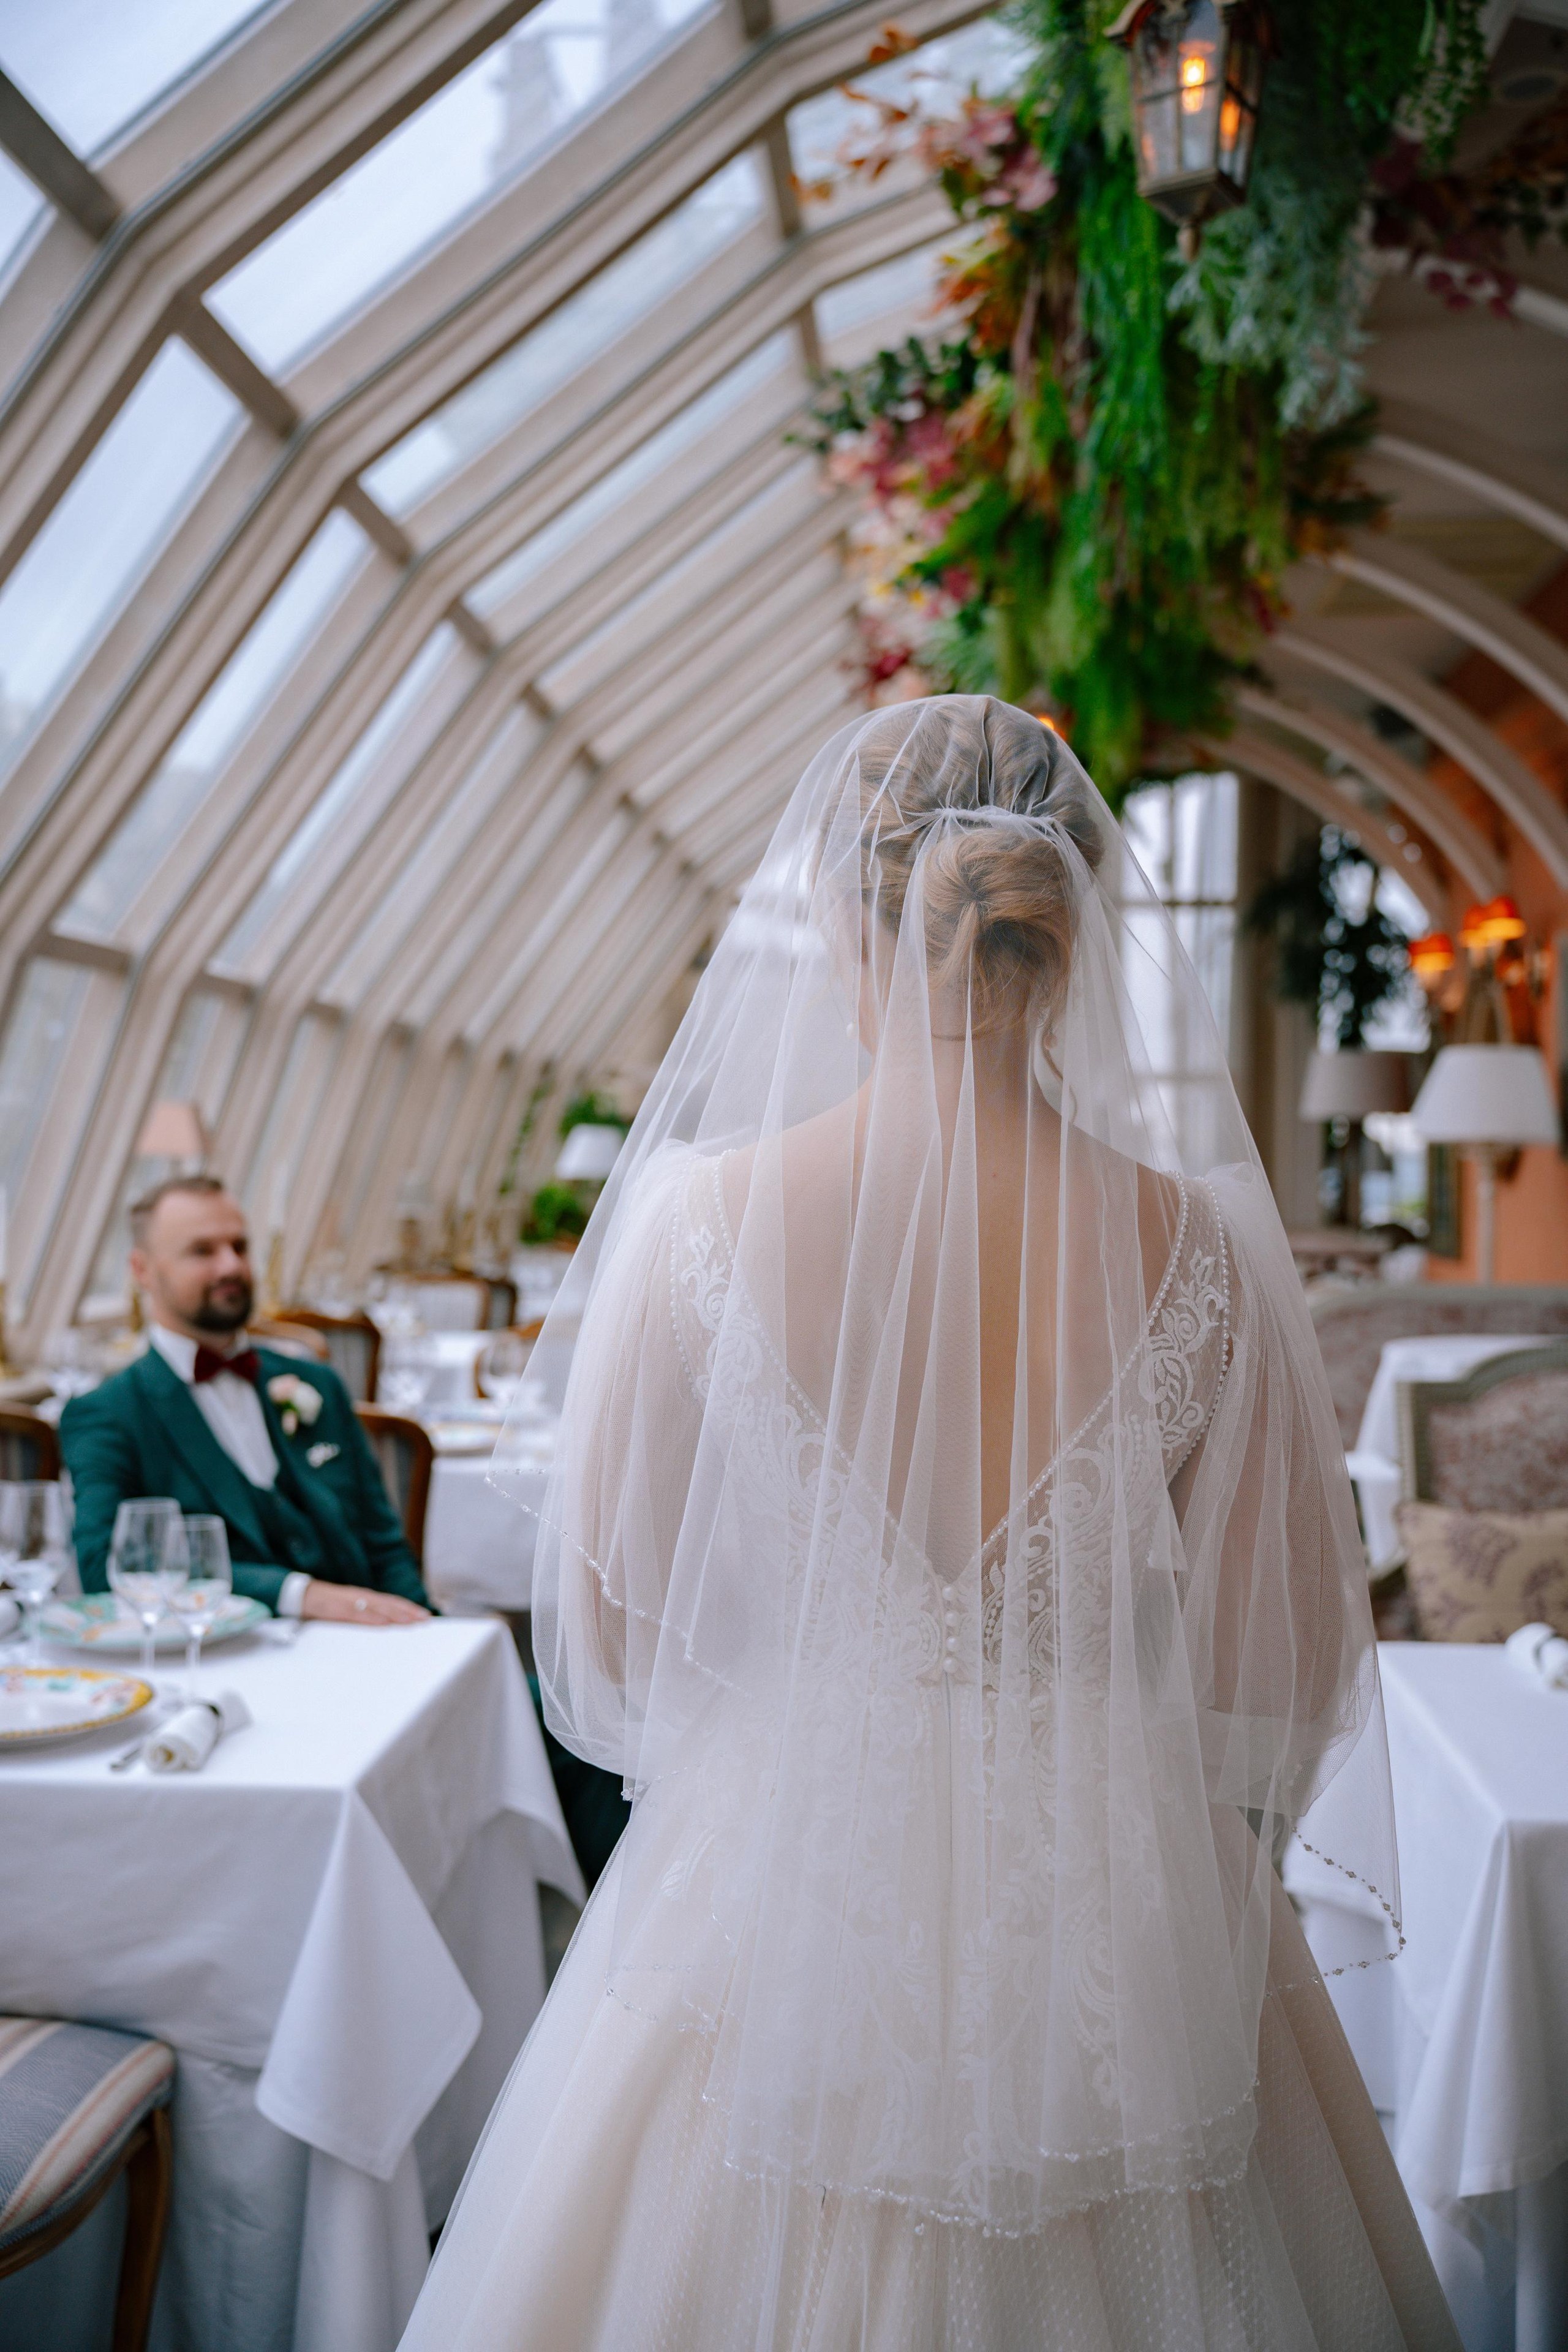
62;1175;431;1623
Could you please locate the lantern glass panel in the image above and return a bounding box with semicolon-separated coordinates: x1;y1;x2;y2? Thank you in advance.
1177;0;1222;175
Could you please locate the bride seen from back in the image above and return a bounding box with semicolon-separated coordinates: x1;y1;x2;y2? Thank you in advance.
401;696;1460;2350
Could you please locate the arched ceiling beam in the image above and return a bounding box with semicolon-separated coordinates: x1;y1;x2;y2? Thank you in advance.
1200;730;1449;927
1323;527;1568;731
1371;397;1568;556
1234;683;1506;900
0;0;978;564
1272;620;1568;888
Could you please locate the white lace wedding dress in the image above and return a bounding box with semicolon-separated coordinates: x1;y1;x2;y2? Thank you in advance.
401;696;1458;2350
402;1156;1456;2352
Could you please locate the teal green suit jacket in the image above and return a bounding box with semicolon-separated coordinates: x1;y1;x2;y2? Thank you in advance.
61;1344;429;1613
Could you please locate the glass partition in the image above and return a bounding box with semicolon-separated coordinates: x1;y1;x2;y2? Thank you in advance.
0;0;274;157
57;508;372;944
363;154;765;522
0;340;240;817
208;0;716;374
211;622;475;979
470;330;798;624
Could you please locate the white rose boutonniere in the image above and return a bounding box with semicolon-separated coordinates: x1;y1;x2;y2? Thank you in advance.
266;1372;325;1437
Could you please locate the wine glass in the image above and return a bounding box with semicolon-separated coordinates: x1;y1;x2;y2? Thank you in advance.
168;1516;232;1684
379;1335;434;1413
0;1482;72;1664
477;1331;531;1409
107;1499;189;1681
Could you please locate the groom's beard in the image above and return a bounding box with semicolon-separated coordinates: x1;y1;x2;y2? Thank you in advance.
192;1276;253;1334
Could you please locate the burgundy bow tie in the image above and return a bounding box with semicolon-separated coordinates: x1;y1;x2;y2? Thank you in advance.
193;1344;261;1386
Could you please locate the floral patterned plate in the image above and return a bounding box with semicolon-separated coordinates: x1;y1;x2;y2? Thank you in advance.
0;1665;153;1746
37;1593;270;1652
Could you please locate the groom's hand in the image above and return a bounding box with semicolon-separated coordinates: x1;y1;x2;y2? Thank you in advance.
300;1581;430;1624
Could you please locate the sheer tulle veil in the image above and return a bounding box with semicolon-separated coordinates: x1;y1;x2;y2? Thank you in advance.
492;693;1398;2234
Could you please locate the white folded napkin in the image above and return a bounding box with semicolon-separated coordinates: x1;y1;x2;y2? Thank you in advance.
145;1689;253;1772
1504;1622;1568;1691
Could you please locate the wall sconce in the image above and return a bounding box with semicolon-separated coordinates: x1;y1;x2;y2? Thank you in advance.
1107;0;1274;251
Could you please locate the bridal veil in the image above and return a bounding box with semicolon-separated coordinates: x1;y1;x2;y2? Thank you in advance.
494;694;1398;2239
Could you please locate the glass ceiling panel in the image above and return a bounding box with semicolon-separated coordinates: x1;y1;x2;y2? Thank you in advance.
0;146;47;285
789;18;1032;216
363;154;765;521
57;508;371;944
211;621;474;980
320;704;545;1009
0;954;124;1298
470;330;797;622
0;340;241;807
0;0;274;158
208;0;715;375
815;238;956;364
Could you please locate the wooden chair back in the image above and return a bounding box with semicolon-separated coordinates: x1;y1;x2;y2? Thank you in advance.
0;1409;61;1481
354;1405;435;1563
251;1317;331;1363
277;1310;380;1401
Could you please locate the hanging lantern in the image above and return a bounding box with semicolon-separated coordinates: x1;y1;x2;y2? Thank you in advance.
1107;0;1274;234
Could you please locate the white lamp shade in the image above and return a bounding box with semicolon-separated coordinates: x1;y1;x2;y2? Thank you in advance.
1298;1050;1410;1121
556;1123;625;1182
1410;1044;1559;1146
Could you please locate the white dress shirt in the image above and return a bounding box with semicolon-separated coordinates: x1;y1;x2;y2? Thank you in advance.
148;1324;311;1616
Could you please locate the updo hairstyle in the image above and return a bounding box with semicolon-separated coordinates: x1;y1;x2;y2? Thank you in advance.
856;697;1104;1033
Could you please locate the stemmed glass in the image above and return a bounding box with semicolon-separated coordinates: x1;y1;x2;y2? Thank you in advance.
167;1517;232;1684
477;1332;531;1410
0;1482;72;1664
107;1499;189;1682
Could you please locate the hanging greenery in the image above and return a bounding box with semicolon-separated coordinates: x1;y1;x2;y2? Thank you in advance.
801;0;1490;805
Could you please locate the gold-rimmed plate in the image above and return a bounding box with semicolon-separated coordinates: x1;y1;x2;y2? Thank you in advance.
0;1665;154;1747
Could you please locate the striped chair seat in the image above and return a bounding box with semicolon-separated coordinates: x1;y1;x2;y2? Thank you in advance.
0;2017;174;2257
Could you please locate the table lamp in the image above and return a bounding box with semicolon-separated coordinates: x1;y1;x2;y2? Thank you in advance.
1410;1044;1559;1282
134;1099;211;1168
1298;1050;1410;1229
555;1123;625;1183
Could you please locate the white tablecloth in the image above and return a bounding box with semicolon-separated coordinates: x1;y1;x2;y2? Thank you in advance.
1348;1335;1550;1569
424;1455;547;1616
1289;1644;1568;2351
0;1620;581;2352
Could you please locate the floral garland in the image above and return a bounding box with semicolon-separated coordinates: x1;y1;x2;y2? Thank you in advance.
803;0;1492;805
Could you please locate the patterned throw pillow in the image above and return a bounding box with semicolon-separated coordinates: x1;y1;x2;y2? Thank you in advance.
1396;1502;1568;1644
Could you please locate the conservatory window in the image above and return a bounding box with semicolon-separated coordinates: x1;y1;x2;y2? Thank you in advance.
469;331;798;625
815;239;958;366
0;0;275;156
362;154;765;522
207;0;717;375
0;148;47;285
789;18;1033;216
0;957;124;1300
211;623;475;981
1119;771;1240;1164
321;706;546;1010
57;509;372;945
0;342;241;815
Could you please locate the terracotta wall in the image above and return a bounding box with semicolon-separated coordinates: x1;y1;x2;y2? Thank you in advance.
1422;561;1568;1283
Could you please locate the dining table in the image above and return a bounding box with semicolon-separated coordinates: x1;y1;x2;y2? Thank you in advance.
0;1615;582;2352
1287;1642;1568;2352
